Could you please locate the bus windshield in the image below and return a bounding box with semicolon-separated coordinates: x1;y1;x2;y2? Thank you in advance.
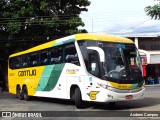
100;42;142;80
78;40;143;83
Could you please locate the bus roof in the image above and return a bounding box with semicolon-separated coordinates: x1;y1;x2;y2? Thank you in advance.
9;33;133;58
75;33;133;43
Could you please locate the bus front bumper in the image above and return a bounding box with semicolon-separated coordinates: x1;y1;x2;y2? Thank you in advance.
90;88;145;102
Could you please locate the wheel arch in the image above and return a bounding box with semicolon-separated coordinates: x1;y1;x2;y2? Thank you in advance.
22;84;27;90
16;84;21;89
16;84;21;93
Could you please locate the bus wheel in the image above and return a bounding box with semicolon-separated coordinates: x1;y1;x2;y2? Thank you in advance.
16;86;23;100
109;102;116;106
23;86;30;101
75;87;83;109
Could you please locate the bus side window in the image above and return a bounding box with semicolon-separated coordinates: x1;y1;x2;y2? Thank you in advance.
40;50;49;65
15;57;21;69
9;57;16;69
64;43;80;66
21;55;28;68
29;52;38;67
50;46;62;64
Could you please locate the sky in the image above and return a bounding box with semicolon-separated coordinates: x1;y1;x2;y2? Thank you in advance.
80;0;160;36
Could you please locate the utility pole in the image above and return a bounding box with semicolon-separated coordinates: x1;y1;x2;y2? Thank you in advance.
92;18;93;33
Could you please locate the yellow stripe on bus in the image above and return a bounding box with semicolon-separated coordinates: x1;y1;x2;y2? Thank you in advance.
75;33;133;43
10;40;57;57
109;81;133;90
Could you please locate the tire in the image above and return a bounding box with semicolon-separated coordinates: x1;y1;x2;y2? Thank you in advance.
23;86;30;101
75;87;83;109
16;86;23;100
109;102;116;106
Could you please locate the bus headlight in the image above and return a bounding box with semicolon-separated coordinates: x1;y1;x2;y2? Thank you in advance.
97;83;113;91
97;83;107;89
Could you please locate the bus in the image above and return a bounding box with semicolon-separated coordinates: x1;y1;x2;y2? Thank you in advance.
8;33;145;108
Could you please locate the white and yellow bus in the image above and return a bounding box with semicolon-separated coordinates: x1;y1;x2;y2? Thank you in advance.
8;33;145;108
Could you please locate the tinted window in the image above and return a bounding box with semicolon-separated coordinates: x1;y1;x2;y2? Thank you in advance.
88;52;100;77
51;46;62;64
29;52;38;67
9;42;78;69
9;57;16;69
21;55;28;68
64;43;80;66
40;50;50;65
15;57;21;69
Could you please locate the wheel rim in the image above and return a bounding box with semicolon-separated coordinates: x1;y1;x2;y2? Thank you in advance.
23;87;29;100
17;88;20;98
17;87;23;100
24;90;27;99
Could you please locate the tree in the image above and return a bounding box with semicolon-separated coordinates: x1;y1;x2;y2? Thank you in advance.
0;0;90;52
145;4;160;20
0;0;90;57
0;0;90;89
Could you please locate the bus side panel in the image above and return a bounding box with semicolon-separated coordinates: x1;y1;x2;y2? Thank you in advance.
8;77;16;94
8;66;45;95
34;63;68;98
34;63;85;100
34;63;86;100
61;63;87;101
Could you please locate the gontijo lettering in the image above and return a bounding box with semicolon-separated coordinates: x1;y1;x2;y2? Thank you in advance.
18;69;36;77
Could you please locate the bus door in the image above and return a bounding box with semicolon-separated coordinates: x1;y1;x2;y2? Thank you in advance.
84;48;103;101
88;52;101;78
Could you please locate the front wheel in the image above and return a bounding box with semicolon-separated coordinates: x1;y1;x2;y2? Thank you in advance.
75;87;83;109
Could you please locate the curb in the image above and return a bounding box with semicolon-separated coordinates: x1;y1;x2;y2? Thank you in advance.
145;84;160;87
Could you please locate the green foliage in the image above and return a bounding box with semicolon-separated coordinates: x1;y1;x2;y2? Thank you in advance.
0;0;90;44
145;4;160;20
7;21;21;36
1;0;90;39
0;0;90;71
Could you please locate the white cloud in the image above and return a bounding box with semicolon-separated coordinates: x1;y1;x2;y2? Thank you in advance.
80;0;160;35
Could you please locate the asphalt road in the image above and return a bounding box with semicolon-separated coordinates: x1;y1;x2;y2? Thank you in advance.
0;86;160;120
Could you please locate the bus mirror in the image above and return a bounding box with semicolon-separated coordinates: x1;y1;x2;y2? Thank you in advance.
87;47;105;62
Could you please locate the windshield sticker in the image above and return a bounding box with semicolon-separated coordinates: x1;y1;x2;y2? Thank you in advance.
89;77;92;82
121;44;126;49
91;63;96;71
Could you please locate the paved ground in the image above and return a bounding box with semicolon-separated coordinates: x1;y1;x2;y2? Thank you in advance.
0;86;160;120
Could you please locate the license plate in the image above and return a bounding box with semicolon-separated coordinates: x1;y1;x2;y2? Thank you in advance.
125;95;133;99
